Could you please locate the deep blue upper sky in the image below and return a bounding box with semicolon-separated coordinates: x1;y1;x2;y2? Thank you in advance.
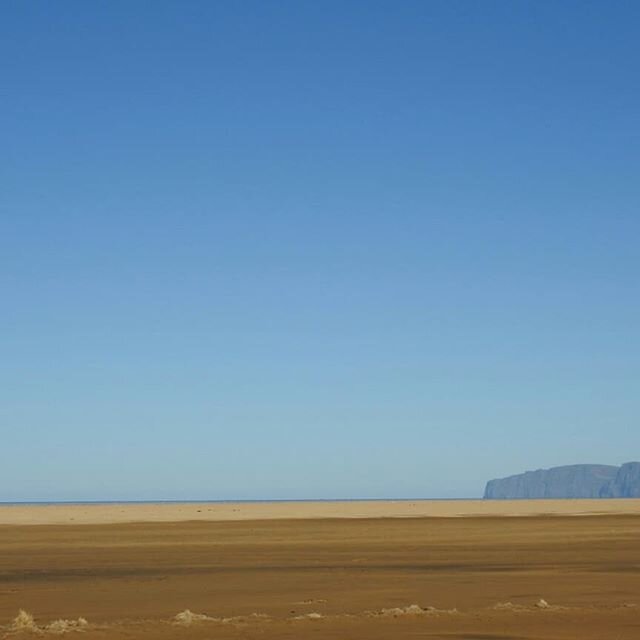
1;1;638;500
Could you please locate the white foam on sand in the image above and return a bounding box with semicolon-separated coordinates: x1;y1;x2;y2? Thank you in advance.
9;611;89;635
173;610;216;625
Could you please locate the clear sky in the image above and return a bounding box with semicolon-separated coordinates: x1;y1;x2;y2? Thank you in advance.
1;1;638;501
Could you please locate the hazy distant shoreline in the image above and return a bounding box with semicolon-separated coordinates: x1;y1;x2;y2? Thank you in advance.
0;497;483;505
1;498;639;526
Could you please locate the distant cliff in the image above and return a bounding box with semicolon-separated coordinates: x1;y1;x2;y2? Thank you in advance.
600;462;640;498
484;462;640;499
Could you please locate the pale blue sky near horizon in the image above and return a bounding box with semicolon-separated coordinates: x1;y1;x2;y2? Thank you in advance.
1;1;639;501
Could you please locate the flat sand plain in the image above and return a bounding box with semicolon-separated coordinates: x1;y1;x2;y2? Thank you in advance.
1;498;640;525
1;501;639;639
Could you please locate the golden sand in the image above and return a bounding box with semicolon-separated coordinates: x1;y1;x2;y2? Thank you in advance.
1;497;639;525
1;501;639;639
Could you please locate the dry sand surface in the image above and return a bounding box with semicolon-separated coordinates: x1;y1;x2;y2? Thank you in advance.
1;498;640;525
1;501;639;639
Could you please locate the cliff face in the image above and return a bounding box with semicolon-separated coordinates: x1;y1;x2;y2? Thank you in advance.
600;462;640;498
484;463;640;499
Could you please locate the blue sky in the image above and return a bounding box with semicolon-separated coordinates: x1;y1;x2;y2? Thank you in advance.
1;1;638;501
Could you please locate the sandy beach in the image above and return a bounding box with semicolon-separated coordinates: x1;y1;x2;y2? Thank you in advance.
1;501;640;639
1;497;640;525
